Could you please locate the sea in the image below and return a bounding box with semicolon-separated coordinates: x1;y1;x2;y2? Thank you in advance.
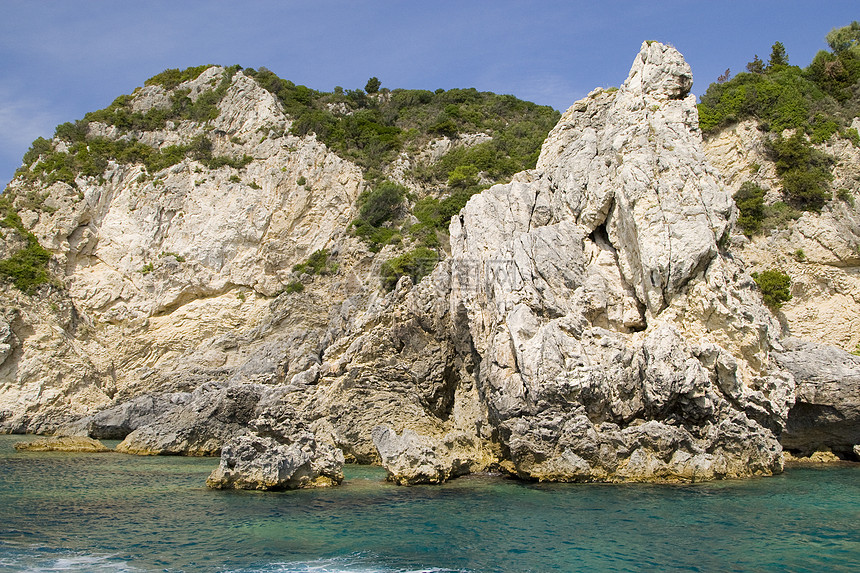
0;435;857;573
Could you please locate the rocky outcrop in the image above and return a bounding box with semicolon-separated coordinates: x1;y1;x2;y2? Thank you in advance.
445;42;791;482
207;401;344;490
371;425;486;485
0;66;365;434
14;435;109;452
112;382;265;455
4;43;859;486
774;338;860;459
206;434;343;490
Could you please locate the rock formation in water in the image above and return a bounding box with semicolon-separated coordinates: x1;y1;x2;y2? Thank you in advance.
14;435;109;452
444;42;792;481
1;42;858;487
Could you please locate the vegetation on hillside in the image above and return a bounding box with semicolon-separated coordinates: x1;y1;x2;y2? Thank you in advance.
8;63;558;292
0;197;51;291
752;269;793;310
239;67;558;287
700;22;860;223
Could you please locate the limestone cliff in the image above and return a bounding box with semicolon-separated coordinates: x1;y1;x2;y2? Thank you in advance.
705;119;860;353
0;43;857;487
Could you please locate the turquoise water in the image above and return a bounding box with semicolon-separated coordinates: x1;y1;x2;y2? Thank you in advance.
0;435;857;572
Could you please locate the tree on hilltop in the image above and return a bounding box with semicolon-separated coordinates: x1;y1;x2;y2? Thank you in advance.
365;77;381;94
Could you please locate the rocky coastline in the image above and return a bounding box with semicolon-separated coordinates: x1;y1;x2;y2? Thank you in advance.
1;42;858;489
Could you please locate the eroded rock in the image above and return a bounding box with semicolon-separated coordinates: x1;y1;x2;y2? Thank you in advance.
14;436;110;452
774;338;860;459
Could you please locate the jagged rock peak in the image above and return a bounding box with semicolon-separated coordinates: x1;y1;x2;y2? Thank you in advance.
625;41;693;99
534;41;731;316
445;42;789;483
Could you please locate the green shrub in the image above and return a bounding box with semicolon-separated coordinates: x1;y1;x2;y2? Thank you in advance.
752;269;792;309
733;182;766;235
284;280;304;294
159;251;185;262
380;247;439;291
761;201;802;232
357;181;405;227
766;131;833;211
0;234;51;292
292;248;336;275
144;65;214;89
698;24;860;145
365;77;381;94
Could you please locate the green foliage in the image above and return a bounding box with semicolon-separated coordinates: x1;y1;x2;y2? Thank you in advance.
733;182;766;235
292;249;336;276
0;237;51;291
766;131;833;211
284;280;304;294
15;65;248;192
365;77;381;94
83;66;239;133
247;68;558;180
826;21;860;54
761;201;802;232
21;137;54;166
380;247;439;291
160;251;185;262
144;65;214;89
296;176;307;186
837;188;855;206
699;26;860;137
768;42;789;69
356;181;406;227
0;197;52;292
448;164;479;188
752;269;792;309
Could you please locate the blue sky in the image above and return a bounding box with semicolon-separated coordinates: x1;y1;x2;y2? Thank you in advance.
1;1;857;186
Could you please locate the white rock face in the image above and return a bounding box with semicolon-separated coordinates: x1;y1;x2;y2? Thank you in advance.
0;68;366;430
447;42;790;481
6;46;855;483
705;121;860;352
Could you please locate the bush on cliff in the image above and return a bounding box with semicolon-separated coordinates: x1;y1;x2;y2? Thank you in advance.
733;182;766;236
380;247;439;291
752;269;792;309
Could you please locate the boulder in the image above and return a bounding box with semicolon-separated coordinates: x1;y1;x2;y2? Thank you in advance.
371;425;483;485
206;433;344;490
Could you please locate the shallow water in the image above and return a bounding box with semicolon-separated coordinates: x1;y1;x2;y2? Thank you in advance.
0;435;857;572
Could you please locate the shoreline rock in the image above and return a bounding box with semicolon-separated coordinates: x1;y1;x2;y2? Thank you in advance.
14;436;110;452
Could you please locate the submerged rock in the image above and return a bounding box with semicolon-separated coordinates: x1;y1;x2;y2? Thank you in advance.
14;436;110;452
